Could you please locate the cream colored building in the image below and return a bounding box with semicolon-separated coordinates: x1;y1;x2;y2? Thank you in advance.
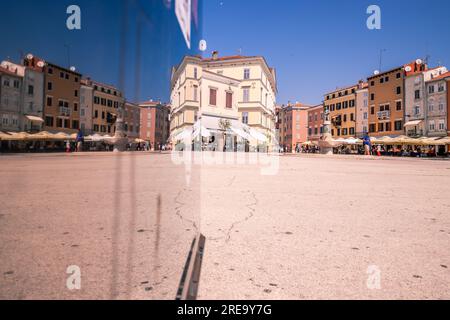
169;52;278;152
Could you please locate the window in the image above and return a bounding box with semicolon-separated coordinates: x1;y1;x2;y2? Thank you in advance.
72;120;79;130
243;69;250;80
243;87;250;103
3;79;10;87
193;85;198;101
60;72;64;78
350;113;355;121
370;93;375;101
429;103;434;112
13;80;20;88
48;67;53;74
81;108;85;117
56;118;63;128
396;86;401;95
438;120;445;131
415;90;421;99
194;67;198;79
65;74;69;80
47;96;53;107
380;78;384;84
209;88;217;106
396;101;402;111
385;122;391;132
74;90;78;97
385;76;389;82
75;77;78;83
439;102;444;111
28;85;34;95
414;106;420;115
396;73;401;79
45;116;54;127
349;100;355;107
370;81;375;86
242;112;249;124
343;101;348;109
429;121;435;131
394;120;403;131
364;112;368;120
378;123;384;132
438;83;444;92
94;96;100;104
47;82;53;91
342;128;348;135
369;124;376;133
428;85;435;94
74;103;78;112
94;110;98;118
350;127;355;135
226;92;233;108
370;106;375;115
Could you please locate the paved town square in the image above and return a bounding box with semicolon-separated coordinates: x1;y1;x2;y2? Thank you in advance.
1;153;449;300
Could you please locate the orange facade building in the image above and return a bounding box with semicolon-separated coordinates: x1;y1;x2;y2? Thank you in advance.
279;103;310;152
42;62;82;133
139;101;170;149
307;104;324;141
324;84;358;138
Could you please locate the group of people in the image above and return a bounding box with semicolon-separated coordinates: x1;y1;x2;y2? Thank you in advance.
362;134;440;157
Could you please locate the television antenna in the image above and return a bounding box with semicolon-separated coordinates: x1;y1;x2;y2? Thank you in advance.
379;49;386;72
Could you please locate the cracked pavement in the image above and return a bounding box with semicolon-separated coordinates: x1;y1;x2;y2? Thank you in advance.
0;152;450;299
197;155;450;300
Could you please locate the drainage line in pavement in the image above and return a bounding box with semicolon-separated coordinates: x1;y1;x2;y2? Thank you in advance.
176;234;206;300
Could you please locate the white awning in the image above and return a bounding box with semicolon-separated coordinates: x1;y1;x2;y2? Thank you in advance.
193;121;211;138
249;128;268;142
404;120;423;127
174;128;193;141
230;127;251;140
25;115;44;123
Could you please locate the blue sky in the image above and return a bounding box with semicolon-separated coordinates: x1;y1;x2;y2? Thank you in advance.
1;0;449;105
204;0;450;105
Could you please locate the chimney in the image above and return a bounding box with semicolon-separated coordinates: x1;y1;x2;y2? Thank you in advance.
212;51;219;60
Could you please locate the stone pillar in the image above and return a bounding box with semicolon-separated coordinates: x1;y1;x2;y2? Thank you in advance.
113;115;127;153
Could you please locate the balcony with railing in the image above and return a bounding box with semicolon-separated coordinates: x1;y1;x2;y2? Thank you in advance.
377;111;390;120
407;129;423;138
59;106;71;117
331;116;342;127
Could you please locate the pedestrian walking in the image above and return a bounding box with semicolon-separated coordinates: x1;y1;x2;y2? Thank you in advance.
75;129;84;152
363;134;371;156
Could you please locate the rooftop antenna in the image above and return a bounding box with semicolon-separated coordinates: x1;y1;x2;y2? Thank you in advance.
379;49;386;72
64;43;71;68
238;48;242;55
18;50;24;63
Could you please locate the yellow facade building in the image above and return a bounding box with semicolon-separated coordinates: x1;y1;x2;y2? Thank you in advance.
169;52;278;152
323;84;358;138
